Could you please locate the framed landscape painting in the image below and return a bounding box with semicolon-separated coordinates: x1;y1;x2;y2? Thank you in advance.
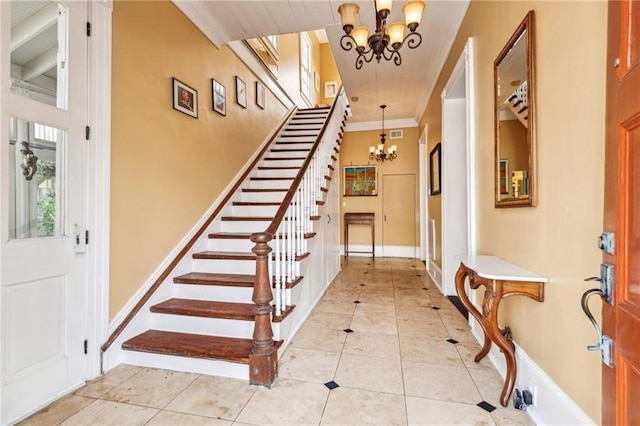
343;165;377;196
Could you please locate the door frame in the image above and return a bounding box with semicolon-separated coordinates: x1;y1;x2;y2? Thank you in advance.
419;125;428;262
85;0;112;378
440;37;477;296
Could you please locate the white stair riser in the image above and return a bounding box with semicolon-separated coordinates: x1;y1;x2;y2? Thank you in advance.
173;283;254;303
253;169;298;178
219;220;272;233
245;179;293;190
207;238;254;252
231;205;279;216
260;158;304;168
151;313;254;338
192;258;257;274
239;191;286;203
121;351;249;381
267;151;311;160
273;142;314;150
276;136;316;144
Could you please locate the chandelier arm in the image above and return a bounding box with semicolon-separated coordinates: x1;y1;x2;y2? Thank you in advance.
382;46;395;61
404;31;423;50
391;49;401;66
340;34;357;51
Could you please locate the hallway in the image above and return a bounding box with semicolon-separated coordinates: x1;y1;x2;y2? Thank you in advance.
20;257;534;425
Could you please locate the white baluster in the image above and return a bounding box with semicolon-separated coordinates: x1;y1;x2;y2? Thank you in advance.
274;230;281;316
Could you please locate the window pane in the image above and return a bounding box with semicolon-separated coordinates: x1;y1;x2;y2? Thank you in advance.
9;117;65;239
10;1;68;109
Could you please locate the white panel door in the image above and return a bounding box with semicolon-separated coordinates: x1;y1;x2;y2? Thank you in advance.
1;0;89;423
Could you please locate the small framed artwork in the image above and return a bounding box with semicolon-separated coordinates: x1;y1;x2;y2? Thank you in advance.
235;76;247;108
343;165;377;196
256;81;265;109
429;143;441;195
172;77;197;118
212;79;226;116
324;81;338;98
499;159;509;194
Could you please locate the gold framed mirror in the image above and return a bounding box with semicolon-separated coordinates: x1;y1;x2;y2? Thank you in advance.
494;10;536;207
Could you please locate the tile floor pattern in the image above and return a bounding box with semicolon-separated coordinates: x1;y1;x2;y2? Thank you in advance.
20;257;536;426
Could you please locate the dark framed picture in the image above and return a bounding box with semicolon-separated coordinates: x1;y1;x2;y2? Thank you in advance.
343;165;377;196
212;79;226;116
256;81;265;109
235;76;247;108
172;77;197;118
429;143;441;195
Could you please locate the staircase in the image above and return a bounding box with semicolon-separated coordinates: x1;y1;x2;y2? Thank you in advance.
102;92;348;385
505;80;528;128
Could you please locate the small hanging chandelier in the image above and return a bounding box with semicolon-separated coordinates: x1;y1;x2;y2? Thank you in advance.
338;0;426;70
369;105;397;162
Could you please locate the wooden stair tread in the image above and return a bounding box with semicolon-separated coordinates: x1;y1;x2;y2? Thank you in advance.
242;188;287;192
258;166;301;170
194;251;256;260
173;272;255;287
209;232;252;239
250;177;293;181
221;216;273;221
151;298;255;320
232;201;281;206
122;330;253;364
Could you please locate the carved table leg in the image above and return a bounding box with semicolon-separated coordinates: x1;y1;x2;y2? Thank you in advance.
481;285;516;407
454;265;492;359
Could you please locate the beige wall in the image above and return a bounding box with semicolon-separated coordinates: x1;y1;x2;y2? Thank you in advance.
419;1;607;421
110;1;288;319
339;128;420;248
320;43;342;107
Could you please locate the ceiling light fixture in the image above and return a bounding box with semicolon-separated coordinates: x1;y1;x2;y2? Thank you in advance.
338;0;425;70
369;105;397;162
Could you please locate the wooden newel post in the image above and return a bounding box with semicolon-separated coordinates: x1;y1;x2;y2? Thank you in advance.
249;232;277;387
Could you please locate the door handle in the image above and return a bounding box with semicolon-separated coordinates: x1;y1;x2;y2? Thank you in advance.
581;284;613;367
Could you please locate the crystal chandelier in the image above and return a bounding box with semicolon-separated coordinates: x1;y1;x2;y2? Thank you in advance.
369;105;397;162
338;0;426;70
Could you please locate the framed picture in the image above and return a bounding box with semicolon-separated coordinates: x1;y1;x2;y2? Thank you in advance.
429;143;441;195
212;79;226;116
172;77;197;118
256;81;265;109
324;81;338;98
343;165;377;196
499;159;509;194
235;76;247;108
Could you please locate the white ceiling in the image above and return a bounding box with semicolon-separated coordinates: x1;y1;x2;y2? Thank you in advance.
175;0;470;125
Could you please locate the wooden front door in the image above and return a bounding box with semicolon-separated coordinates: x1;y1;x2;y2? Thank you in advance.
602;0;640;423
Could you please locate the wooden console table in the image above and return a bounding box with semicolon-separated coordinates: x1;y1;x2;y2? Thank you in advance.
344;212;375;258
454;255;547;407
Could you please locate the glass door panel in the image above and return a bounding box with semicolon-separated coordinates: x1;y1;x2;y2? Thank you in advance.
8;117;65;239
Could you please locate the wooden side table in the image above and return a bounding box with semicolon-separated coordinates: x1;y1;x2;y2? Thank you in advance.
454;255;547;407
344;212;375;258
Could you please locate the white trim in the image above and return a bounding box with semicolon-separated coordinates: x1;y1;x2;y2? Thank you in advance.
419;136;427;262
345;118;418;132
86;0;112;379
172;1;229;48
227;41;295;110
469;321;596;425
339;244;417;258
426;258;442;291
440;38;477;296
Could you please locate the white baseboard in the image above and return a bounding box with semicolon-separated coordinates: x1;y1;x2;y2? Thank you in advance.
339;244;418;258
469;322;596;425
426;258;442;291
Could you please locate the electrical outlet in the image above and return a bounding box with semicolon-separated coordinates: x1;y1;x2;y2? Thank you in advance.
528;378;538;407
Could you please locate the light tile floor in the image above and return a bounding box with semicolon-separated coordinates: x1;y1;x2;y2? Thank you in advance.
20;257;536;426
